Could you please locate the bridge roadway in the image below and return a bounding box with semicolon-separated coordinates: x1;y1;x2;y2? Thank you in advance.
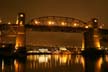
0;24;108;34
25;24;88;33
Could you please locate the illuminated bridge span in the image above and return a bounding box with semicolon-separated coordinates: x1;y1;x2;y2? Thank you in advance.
30;16;87;27
25;16;104;33
26;16;89;32
0;13;108;53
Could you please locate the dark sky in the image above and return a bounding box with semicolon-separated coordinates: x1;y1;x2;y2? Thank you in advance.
0;0;108;28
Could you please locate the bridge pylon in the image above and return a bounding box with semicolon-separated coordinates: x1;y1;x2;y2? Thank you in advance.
15;13;26;50
84;18;100;50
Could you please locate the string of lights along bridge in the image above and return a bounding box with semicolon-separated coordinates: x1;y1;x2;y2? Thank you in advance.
30;16;104;29
0;15;104;29
0;13;108;54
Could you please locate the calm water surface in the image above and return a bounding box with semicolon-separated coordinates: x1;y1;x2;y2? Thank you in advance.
0;55;108;72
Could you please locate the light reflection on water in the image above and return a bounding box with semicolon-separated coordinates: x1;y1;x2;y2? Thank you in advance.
0;55;108;72
27;55;84;72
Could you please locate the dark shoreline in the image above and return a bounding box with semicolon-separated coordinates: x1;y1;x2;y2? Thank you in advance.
0;46;107;59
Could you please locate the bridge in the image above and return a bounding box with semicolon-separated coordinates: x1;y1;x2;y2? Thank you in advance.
0;13;108;54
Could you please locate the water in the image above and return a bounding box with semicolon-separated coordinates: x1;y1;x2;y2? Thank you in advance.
0;55;108;72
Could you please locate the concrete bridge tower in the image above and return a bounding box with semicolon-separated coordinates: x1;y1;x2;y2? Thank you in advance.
15;13;26;50
84;18;100;50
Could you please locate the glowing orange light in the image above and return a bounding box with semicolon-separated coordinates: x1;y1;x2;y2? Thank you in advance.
16;20;18;24
48;21;54;25
2;45;5;48
8;22;11;24
82;39;84;51
94;19;97;23
105;55;108;62
48;21;52;25
59;55;69;64
99;26;103;29
61;22;66;26
20;14;24;17
2;60;4;71
15;36;24;49
73;23;77;27
81;56;85;70
53;55;59;61
95;57;103;72
95;38;100;49
85;26;89;28
0;19;2;23
34;20;39;24
14;60;19;72
60;57;67;64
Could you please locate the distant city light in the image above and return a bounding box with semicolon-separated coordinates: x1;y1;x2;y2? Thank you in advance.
99;26;103;29
102;24;104;26
38;48;49;53
2;45;5;48
81;48;84;51
59;47;67;51
8;22;11;24
99;24;104;29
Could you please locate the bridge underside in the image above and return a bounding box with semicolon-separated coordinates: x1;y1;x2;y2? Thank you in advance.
25;24;87;33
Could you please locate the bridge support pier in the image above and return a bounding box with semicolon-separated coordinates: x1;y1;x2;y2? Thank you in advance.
15;13;26;56
84;29;100;49
82;18;104;56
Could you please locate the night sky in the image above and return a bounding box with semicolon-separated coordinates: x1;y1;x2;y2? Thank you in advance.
0;0;108;46
0;0;108;28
